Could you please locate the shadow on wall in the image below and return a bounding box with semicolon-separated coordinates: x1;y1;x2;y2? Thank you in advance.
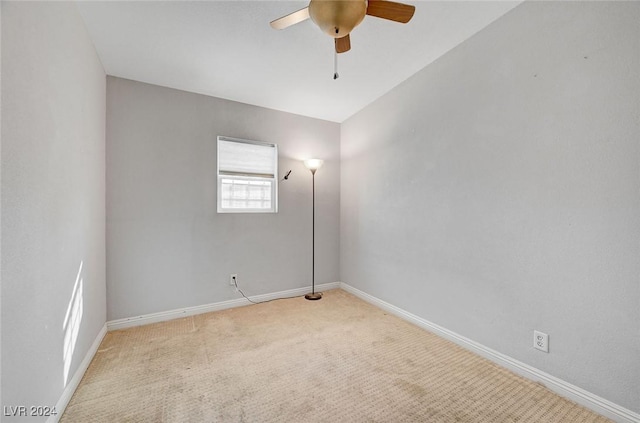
63;261;84;387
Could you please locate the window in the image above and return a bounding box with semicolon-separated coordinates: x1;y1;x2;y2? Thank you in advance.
217;136;278;213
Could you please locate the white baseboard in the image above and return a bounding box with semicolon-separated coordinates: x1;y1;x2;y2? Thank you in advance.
48;323;108;423
339;282;639;423
107;282;341;331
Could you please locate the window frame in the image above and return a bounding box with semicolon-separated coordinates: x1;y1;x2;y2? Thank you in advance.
216;136;278;214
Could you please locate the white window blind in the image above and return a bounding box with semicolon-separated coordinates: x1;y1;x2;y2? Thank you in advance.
218;139;276;178
217;136;278;213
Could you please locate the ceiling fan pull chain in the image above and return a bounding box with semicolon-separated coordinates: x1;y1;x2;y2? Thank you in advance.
333;49;339;80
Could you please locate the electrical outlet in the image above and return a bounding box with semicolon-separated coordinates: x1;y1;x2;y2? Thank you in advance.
534;330;549;353
229;274;237;286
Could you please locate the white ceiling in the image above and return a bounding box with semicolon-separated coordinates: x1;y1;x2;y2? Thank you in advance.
76;1;522;123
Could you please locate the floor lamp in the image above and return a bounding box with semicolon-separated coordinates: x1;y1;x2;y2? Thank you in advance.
304;159;323;300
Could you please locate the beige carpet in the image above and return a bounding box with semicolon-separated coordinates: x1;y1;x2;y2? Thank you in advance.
62;289;610;422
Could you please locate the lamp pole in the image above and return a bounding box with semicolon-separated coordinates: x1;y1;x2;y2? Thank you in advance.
312;168;316;293
304;159;323;301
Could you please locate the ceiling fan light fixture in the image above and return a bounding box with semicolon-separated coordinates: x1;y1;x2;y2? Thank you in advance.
308;0;367;38
270;0;416;55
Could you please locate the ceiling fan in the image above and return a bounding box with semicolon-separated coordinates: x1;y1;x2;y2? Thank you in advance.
270;0;416;54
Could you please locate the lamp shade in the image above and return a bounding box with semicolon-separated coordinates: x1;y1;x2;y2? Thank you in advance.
304;159;324;171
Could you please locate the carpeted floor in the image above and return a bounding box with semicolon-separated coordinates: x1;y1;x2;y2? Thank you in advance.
61;289;611;422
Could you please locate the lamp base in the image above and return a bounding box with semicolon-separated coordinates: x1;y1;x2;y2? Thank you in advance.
304;292;323;301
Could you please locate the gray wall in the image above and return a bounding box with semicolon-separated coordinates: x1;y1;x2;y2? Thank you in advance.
0;1;3;411
106;77;340;320
340;1;639;413
1;1;106;419
1;0;4;411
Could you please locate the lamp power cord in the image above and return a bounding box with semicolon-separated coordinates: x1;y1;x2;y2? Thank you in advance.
232;276;304;304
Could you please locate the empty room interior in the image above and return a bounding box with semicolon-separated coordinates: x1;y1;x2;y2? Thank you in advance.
1;0;639;422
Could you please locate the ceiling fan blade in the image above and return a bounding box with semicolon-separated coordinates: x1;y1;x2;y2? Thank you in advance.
366;0;415;24
335;34;351;54
270;7;310;30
